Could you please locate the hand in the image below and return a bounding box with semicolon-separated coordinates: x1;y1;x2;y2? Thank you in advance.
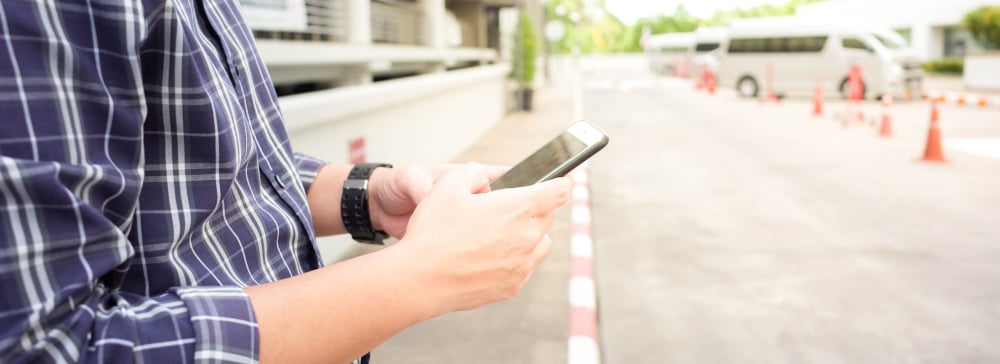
390;163;572;314
367;164;506;238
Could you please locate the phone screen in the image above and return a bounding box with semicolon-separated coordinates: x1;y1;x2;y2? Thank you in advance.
490;132;588;190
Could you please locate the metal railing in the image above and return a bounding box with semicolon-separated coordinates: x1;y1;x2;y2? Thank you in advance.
248;0;425;46
370;0;423;45
251;0;349;42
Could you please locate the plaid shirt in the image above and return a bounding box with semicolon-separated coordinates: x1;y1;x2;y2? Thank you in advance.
0;1;364;363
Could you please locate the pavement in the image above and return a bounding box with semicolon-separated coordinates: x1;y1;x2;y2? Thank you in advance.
373;81;580;363
584;67;1000;363
376;59;1000;363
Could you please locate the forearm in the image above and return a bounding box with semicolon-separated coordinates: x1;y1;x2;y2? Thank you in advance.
245;244;441;364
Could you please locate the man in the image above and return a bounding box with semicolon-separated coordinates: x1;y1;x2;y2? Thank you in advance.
0;1;571;363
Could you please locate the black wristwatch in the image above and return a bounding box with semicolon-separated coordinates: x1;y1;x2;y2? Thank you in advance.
341;163;393;244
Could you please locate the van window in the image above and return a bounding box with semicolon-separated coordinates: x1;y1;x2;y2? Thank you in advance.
842;38;870;51
728;36;827;53
695;42;720;52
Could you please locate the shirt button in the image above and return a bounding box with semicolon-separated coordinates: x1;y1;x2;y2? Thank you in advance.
231;58;243;77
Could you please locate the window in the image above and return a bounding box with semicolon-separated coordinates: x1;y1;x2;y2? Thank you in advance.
695;42;720;52
842;38;870;51
728;36;827;53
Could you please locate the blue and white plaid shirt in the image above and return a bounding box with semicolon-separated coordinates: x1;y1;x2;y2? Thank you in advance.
0;1;360;362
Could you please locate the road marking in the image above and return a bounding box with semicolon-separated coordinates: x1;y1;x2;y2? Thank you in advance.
568;336;599;364
569;276;597;309
571;234;593;259
948;138;1000;161
571;205;591;224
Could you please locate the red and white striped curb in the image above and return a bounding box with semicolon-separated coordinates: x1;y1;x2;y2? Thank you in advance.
920;91;1000;109
568;168;599;364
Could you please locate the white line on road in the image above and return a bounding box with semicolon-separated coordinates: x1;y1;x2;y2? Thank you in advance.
948;138;1000;161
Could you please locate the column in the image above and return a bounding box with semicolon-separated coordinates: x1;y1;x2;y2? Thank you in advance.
422;0;447;72
346;0;373;85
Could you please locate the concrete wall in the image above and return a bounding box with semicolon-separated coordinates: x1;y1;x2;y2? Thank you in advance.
279;64;511;262
283;64;510;166
964;54;1000;91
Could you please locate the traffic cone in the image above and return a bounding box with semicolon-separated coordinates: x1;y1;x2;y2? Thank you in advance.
921;100;946;162
707;71;717;95
813;84;823;117
878;94;893;138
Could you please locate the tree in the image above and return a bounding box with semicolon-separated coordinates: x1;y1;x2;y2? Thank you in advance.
963;6;1000;50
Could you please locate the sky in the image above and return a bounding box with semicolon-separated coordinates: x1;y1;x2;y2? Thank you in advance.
604;0;789;23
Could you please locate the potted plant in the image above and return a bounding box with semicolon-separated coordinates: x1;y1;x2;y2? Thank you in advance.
511;10;538;111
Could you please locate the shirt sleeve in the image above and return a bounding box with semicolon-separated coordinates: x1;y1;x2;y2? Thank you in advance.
294;153;330;193
0;158;259;364
0;3;259;362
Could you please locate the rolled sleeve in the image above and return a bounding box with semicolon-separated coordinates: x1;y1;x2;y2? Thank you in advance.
174;287;259;363
293;153;329;192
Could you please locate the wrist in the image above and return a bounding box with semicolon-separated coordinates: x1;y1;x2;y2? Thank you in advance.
379;242;451;319
367;167;389;232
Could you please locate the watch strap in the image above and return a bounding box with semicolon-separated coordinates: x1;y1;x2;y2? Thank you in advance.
341;163;393;244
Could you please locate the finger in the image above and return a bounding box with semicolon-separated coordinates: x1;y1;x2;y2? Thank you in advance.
485;165;510;183
508;177;572;214
433;162;491;195
400;167;434;205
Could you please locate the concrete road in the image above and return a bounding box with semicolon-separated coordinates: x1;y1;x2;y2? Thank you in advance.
585;71;1000;363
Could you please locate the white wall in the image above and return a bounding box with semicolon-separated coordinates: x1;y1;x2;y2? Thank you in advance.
964;54;1000;91
283;64;509;166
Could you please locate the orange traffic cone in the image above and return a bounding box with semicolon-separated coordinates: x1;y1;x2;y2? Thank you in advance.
921;100;946;162
878;94;893;138
707;71;717;95
813;84;823;117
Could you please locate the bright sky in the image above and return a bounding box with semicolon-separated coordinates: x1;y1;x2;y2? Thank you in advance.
604;0;789;24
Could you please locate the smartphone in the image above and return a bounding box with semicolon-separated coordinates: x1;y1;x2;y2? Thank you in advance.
490;120;609;190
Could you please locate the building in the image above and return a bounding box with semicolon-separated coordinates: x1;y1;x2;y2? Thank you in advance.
797;0;995;61
240;0;542;261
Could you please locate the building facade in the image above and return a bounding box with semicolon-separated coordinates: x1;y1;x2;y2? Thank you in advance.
798;0;995;61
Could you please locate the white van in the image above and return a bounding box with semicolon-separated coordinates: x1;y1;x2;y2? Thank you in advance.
717;17;923;99
690;27;729;76
644;32;694;75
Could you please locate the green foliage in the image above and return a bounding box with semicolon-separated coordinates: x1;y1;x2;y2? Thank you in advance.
962;6;1000;49
546;0;627;54
921;59;964;75
512;10;538;87
618;0;824;52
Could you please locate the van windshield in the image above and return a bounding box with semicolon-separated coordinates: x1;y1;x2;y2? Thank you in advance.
874;34;903;49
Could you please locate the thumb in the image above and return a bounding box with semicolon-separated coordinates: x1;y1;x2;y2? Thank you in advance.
434;162;491;195
492;176;572;214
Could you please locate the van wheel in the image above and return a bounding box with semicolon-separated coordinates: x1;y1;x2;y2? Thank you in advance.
839;78;866;99
736;76;759;98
